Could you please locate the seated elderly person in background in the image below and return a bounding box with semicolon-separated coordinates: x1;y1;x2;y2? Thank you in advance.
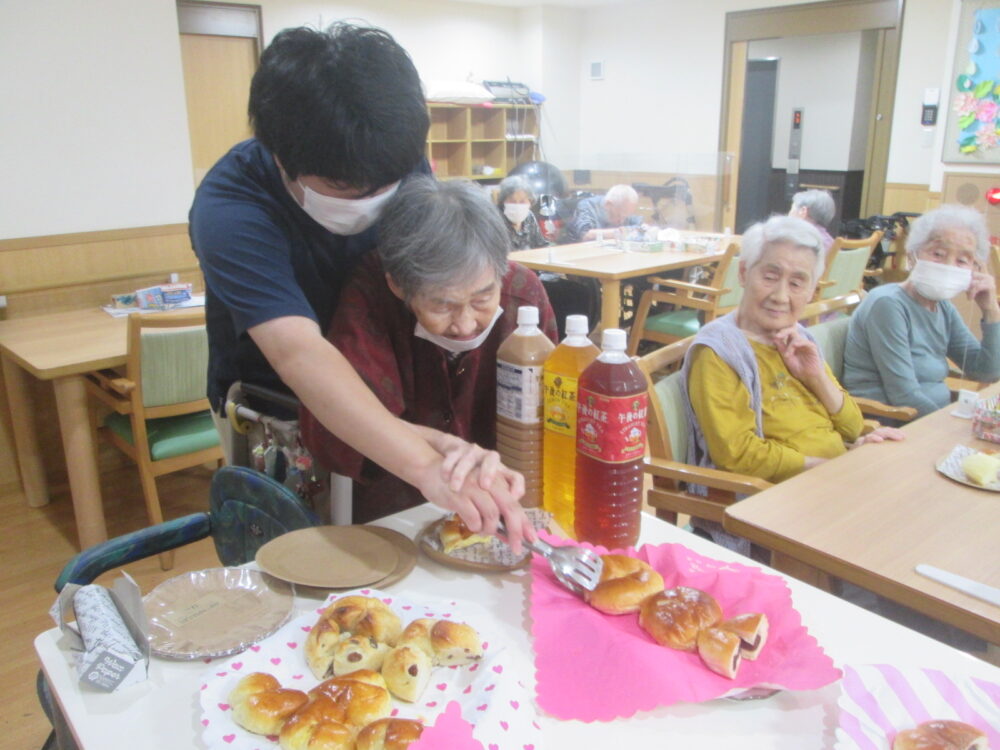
789;188;836;251
564;184;643;243
843;205;1000;418
681;215;903;554
496;175;549;250
300;176;557;522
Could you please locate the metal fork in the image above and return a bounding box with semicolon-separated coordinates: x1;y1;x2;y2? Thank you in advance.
497;519;603;595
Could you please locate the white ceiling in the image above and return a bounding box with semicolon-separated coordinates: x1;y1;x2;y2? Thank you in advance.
447;0;645;6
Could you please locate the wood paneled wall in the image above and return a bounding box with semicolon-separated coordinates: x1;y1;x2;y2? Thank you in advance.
0;224;201;496
882;183;941;215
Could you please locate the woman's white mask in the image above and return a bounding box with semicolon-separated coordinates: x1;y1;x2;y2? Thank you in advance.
908;259;972;302
503;203;532;226
414;307;503;354
297;181;399;235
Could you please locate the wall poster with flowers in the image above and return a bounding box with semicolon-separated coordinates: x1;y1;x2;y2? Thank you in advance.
945;0;1000;163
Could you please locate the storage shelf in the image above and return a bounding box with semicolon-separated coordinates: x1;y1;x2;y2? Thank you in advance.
426;102;540;182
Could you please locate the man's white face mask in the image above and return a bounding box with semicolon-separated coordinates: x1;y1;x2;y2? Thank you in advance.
414;307;503;354
908;259;972;302
297;180;399;235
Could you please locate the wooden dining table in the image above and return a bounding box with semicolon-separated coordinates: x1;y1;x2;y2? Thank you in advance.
34;503;1000;749
510;236;728;331
1;308;134;548
724;386;1000;646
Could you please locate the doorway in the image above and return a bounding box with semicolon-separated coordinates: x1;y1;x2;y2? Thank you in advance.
735;59;778;232
718;0;904;232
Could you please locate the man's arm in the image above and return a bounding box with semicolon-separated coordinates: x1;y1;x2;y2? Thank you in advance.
251;315;532;551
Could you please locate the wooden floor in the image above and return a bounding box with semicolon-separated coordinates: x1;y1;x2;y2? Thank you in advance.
0;466;218;750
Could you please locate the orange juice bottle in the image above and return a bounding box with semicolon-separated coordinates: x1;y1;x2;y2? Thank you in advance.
542;315;599;536
496;306;555;507
574;328;648;549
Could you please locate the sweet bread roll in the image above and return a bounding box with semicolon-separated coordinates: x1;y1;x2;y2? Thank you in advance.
380;644;432;702
305;617;343;680
638;586;722;651
696;627;741;679
279;695;354;750
229;672;308;736
308;669;392;728
718;613;768;661
398;618;483;666
356;718;424;750
439;513;490;553
961;452;1000;486
893;720;988;750
322;596;403;646
584;554;664;615
333;635;391;676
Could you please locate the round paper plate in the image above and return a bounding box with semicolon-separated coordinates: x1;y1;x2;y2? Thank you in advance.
144;567;294;660
935;444;1000;491
291;526;419;597
255;525;399;588
416;509;552;573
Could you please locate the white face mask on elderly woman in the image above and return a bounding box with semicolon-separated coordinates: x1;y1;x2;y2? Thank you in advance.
503;202;532;226
908;259;972;302
297;181;399;235
414;307;503;354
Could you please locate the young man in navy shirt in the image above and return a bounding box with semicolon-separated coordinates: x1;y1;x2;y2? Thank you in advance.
190;23;531;549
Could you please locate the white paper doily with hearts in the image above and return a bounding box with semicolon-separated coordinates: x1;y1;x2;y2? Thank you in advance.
198;588;542;750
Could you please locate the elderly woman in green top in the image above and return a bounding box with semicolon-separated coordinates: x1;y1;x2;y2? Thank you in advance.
843;205;1000;417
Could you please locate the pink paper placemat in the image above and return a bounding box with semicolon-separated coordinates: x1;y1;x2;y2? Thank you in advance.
836;664;1000;749
411;701;483;750
530;533;840;721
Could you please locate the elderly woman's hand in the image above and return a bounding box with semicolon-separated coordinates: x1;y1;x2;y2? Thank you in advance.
851;425;906;447
967;267;1000;319
773;326;825;382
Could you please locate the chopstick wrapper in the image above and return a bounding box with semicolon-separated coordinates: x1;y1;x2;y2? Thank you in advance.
51;573;150;691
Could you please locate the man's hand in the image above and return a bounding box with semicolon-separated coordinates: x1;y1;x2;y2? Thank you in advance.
851;425;906;447
412;461;534;555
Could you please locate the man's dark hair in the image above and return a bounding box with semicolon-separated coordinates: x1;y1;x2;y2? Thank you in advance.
249;23;429;190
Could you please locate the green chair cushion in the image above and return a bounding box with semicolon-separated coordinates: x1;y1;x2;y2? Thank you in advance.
807;316;850;380
653;371;688;462
105;411;220;461
646;309;702;339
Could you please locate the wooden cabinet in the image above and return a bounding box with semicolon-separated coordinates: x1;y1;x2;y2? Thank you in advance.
426;103;540;181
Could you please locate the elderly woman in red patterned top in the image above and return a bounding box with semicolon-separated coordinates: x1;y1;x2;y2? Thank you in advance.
300;176;557;522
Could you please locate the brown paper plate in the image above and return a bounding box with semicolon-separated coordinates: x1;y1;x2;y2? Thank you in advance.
144;567;294;660
416;509;552;573
255;526;399;588
291;526;419;597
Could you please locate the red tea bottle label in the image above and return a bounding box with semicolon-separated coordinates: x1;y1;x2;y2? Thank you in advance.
576;388;648;463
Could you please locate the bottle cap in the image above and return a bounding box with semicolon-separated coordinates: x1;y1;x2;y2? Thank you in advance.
601;328;627;351
517;306;539;326
565;315;589;336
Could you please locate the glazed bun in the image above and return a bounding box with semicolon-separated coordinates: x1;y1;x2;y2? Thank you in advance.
398;618;484;666
332;635;391;676
892;720;988;750
380;644;432;702
356;718;424;750
322;596;403;646
307;596;402;679
229;672;308;736
439;513;491;553
638;587;722;651
585;554;664;615
696;627;741;679
279;696;354;750
307;669;392;728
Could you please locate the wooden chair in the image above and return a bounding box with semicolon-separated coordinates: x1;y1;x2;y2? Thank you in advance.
814;231;883;303
637;338;772;527
627;241;742;356
84;310;223;569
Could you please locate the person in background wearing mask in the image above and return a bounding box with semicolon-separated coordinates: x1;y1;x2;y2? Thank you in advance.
190;24;533;548
299;177;557;517
843;205;1000;417
789;188;837;251
564;184;644;243
495;175;549;250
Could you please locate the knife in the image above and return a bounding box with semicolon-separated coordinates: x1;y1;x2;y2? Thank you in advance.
915;564;1000;607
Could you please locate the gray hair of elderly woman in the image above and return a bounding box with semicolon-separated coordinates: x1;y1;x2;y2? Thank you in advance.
740;214;828;281
905;204;990;261
377;176;510;300
791;189;836;228
497;175;535;205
